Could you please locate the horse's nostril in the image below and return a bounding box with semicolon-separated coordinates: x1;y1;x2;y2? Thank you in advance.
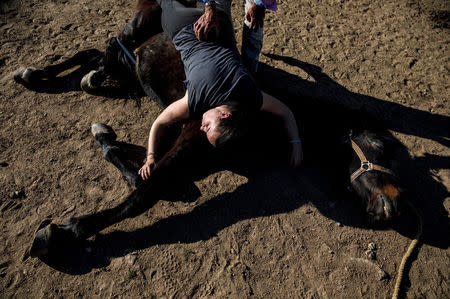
377;193;394;219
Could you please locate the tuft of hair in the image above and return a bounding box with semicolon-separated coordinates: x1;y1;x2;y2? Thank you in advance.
214;103;255;150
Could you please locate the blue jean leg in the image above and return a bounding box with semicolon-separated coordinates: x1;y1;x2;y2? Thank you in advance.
241;0;264;72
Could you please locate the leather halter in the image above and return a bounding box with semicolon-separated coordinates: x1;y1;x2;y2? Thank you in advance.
349;134;395;182
115;37;137;66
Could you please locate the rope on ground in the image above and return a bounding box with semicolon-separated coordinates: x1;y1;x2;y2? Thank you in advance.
391;200;423;299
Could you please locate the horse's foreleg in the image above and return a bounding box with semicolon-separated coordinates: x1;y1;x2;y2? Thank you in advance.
62;184;159;240
91;123;143;187
14;49;104;87
29;180;160;258
29;121;211;258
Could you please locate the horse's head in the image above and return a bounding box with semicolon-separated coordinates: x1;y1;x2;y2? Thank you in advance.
342;107;404;223
347;127;403;223
103;36;137;79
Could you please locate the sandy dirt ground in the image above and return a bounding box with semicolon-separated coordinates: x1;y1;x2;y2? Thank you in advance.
1;0;449;297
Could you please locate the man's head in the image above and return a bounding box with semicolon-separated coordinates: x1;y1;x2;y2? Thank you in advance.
200;103;251;147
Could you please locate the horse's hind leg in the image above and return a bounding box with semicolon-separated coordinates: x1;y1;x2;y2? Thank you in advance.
14;49;103;86
91;123;143;188
81;0;163;93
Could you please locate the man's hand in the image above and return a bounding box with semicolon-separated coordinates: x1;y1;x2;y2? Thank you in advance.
246;2;265;31
290;142;303;168
138;157;155;180
194;4;220;41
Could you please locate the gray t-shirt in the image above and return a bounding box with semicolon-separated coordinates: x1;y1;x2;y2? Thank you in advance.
172;14;263;118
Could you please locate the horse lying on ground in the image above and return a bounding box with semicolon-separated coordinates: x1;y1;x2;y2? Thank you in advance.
13;0;404;259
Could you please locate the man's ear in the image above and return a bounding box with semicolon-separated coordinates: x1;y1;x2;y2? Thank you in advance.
221;111;231;118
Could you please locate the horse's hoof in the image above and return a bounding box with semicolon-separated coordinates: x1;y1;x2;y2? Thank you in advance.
29;220;77;258
29;219;62;258
80;70;100;92
13;67;37;84
91;123;117;141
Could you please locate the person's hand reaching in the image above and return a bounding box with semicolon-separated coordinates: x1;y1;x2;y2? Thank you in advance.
194;3;220;41
245;2;265;31
138;154;155;180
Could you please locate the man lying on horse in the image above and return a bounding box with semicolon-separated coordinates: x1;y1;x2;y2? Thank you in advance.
136;0;303;180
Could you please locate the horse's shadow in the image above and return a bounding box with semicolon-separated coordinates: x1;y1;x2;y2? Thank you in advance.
14;49;143;99
22;52;449;275
255;54;449;251
40;165;345;275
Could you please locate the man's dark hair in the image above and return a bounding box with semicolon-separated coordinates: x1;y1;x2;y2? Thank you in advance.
215;103;255;149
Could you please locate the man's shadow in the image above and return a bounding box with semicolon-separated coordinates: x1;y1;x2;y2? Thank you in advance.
18;51;449;275
261;53;450;148
255;54;449;252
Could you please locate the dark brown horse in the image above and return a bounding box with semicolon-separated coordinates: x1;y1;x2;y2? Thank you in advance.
14;0;404;259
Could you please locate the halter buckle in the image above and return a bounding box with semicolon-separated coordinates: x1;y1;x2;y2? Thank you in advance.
361;161;373;171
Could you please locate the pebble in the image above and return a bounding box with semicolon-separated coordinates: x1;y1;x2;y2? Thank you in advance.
365;249;376;260
367;242;377;250
9;190;25;199
125;253;137;266
378;269;389;281
336;222;343;227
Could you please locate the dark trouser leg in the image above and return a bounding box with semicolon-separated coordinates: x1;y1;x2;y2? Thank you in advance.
158;0;203;39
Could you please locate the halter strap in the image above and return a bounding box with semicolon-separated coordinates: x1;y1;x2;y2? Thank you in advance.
350;136;395;182
115;37;137;66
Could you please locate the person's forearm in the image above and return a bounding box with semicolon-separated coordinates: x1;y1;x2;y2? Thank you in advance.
147;118;166;159
282;108;300;141
261;91;300;141
146;91;190;159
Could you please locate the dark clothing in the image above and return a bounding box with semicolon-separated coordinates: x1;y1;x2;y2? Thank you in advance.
158;0;263;118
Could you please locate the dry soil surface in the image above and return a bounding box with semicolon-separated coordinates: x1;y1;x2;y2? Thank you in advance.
0;0;449;298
